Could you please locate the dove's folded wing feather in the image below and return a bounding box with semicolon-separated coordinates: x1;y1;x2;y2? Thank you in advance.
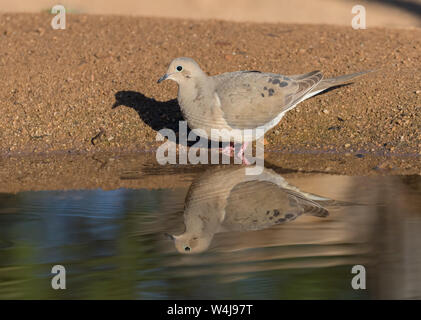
213;70;323;129
222;180;328;231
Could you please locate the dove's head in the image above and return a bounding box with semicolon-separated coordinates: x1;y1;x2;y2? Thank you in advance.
157;57;205;85
166;232;212;254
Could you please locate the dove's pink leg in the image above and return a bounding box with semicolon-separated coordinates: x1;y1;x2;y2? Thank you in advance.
220;142;235;156
237;142;250;165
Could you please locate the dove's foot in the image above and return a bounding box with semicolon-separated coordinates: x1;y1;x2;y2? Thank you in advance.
236;142;250;165
220;143;235;157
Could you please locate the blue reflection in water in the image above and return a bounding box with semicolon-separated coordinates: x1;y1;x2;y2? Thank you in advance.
0;188;167;272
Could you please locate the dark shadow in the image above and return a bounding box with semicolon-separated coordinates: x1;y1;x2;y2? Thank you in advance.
113;91;200;147
113;91;182;133
263;160;337;175
370;0;421;20
315;83;352;96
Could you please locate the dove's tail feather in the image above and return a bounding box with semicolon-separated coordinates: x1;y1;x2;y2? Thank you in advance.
316;70;373;91
315;199;385;208
304;205;329;218
303;70;373;100
303;197;376;218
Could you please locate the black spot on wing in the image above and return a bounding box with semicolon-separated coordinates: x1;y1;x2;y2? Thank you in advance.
279;81;288;87
268;88;275;96
285;213;294;219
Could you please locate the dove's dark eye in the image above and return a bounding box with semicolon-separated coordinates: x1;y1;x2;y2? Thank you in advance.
176;65;183;72
184;246;191;252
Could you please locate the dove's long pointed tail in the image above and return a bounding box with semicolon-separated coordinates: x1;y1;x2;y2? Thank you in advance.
304;70;373;100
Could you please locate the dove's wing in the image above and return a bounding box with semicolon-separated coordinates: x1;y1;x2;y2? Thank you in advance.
181;166;249;236
213;70;323;129
222;180;328;231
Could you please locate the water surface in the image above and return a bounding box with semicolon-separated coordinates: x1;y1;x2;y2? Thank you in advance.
0;163;420;299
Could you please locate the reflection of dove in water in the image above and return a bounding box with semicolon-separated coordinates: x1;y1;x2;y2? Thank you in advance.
168;166;330;254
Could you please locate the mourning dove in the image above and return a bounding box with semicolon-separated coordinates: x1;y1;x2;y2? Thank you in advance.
167;166;330;254
158;57;370;163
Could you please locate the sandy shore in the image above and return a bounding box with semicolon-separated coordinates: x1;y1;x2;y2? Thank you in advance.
0;13;420;175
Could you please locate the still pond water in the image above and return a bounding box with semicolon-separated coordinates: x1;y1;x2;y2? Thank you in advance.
0;163;420;299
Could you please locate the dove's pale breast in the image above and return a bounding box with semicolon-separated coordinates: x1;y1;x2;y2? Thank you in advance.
177;77;232;137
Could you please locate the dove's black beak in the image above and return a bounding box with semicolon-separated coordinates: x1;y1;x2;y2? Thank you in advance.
157;74;168;84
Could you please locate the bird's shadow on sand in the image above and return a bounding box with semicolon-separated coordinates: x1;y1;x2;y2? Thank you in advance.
112;91;202;147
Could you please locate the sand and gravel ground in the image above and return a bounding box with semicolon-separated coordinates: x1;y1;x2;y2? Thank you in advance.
0;13;420;182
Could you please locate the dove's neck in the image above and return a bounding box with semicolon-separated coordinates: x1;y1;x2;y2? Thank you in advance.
177;75;215;113
184;206;224;237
